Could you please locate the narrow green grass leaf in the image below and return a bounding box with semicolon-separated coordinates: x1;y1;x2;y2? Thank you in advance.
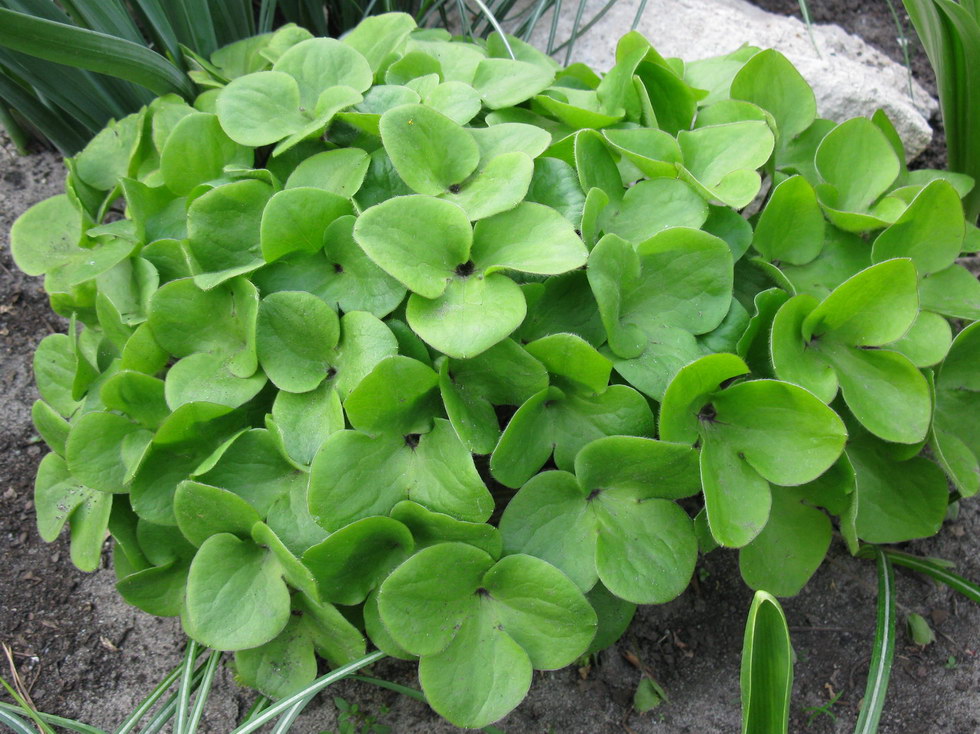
136;658;210;734
0;69;89;152
129;0;182;67
740;591;793;734
174;639;198;734
854;546;896;734
185;650;221;733
269;693;315;734
0;677;57;734
904;0;980;222
258;0;279;32
0;8;195;97
879;548;980;604
229;651;386;734
58;0;145;43
0;702;107;734
0;707;37;734
0;103;30;153
113;659;184;734
0;48;120;130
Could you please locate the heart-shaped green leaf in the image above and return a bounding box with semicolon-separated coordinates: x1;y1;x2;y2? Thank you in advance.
378;543;596;728
164;352;267;409
260;188;354;263
379;104;480;195
871;180;964;275
500;436;700;603
343;355;439;435
730;49;815;141
491;385;655;488
303;516;414;604
256;290;340;393
216;71;309;146
273;38;373;108
308;419;492;530
471;202;587;275
353;195;472;298
407;273;526;359
738;488;831;597
752;175;824;265
815;118;899;213
183;532;291;650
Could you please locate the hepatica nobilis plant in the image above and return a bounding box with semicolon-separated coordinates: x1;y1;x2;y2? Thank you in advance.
11;12;980;727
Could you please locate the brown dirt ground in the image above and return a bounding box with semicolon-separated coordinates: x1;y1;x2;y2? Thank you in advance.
1;2;979;731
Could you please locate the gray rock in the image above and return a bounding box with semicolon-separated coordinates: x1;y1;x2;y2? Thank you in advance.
530;0;936;159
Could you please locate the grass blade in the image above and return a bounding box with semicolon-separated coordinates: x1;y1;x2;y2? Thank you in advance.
563;0;588;65
0;703;107;734
903;0;980;222
57;0;145;43
0;677;56;734
551;0;628;60
129;0;183;66
740;591;793;734
229;651;386;734
167;1;219;58
469;0;515;57
0;8;195;97
882;0;914;97
113;658;185;734
269;693;316;734
0;103;30;152
854;546;896;734
258;0;279;33
0;707;36;734
352;675;428;702
0;49;120;130
185;650;222;733
879;548;980;603
797;0;821;56
0;70;88;152
350;676;505;733
137;659;210;734
240;695;272;722
174;639;199;734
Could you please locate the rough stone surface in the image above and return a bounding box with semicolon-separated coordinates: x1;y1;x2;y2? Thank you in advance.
532;0;936;158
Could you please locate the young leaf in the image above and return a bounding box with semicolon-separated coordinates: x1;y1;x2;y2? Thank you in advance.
308;419;492;531
10;195;81;277
871;180;964;274
752;176;824;265
272;38;373;108
740;591;793;734
160;112;251;195
739;489;832;596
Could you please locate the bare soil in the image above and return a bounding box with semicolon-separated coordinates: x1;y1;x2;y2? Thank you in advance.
1;2;978;731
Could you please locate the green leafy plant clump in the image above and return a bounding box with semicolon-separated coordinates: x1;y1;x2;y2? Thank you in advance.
11;12;980;728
